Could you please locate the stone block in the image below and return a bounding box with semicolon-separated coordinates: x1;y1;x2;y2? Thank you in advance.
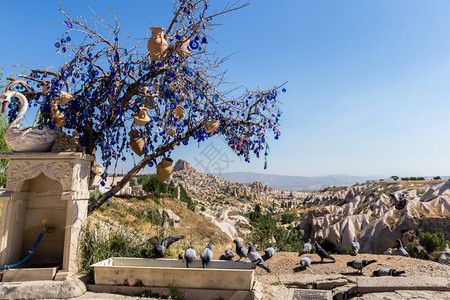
356;276;450;294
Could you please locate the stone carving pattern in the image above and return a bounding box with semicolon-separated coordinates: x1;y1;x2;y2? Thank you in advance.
7;160;77;191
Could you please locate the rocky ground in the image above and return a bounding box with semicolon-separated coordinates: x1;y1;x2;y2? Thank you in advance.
72;252;450;299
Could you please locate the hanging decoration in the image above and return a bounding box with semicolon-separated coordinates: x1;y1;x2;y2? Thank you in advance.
156;157;174;182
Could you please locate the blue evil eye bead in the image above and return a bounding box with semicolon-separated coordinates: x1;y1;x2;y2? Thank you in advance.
148;161;154;167
60;38;66;44
282;88;286;93
175;34;181;40
38;125;44;130
201;37;208;44
189;40;199;50
100;180;105;186
55;42;60;48
66;36;71;42
64;20;73;29
49;123;56;130
62;47;67;53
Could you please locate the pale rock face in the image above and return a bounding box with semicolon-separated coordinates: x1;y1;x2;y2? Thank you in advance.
297;180;450;254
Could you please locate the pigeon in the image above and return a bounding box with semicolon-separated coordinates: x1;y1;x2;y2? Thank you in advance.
178;253;183;260
314;241;335;262
390;190;407;210
262;246;277;261
200;242;214;268
300;256;312;269
247;242;271;273
351;237;360;256
219;250;235;260
394;239;410;257
347;259;377;273
184;244;196;268
233;239;248;261
300;239;312;256
372;268;405;277
148;235;185;258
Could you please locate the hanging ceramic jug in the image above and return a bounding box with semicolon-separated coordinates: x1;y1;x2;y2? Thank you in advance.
133;107;150;126
177;38;191;58
129;130;145;156
140;87;157;109
51;102;66;127
56;91;74;105
147;27;168;61
173;104;185;121
156;157;173;182
205;120;220;133
166;128;176;137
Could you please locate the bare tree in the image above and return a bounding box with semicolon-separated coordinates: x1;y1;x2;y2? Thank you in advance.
4;0;285;213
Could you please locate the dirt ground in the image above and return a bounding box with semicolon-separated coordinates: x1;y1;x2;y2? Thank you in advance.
75;252;450;299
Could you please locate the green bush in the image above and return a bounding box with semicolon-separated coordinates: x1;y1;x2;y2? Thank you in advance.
248;207;303;251
281;213;296;224
420;231;446;253
406;243;429;260
340;245;351;255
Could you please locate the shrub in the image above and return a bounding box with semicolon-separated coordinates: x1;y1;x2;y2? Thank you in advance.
406;243;429;260
420;231;446;253
340;245;351;255
281;213;296;224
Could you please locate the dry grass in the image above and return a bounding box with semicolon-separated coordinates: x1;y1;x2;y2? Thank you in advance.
89;196;232;259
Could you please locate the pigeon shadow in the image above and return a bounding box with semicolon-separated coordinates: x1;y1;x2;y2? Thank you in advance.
293;266;307;273
311;261;335;264
340;272;365;276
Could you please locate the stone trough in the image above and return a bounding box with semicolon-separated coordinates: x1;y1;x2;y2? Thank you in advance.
90;257;255;300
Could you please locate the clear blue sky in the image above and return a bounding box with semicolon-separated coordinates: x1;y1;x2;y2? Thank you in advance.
1;0;450;178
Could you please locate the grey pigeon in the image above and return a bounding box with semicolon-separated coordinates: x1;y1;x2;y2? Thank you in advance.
247;242;271;273
233;239;248;261
184;244;196;268
351;237;360;256
200;242;214;268
148;235;185;258
372;268;405;277
178;253;183;260
390;190;407;210
314;241;335;262
300;256;312;269
219;250;235;260
301;239;312;255
262;246;277;261
394;239;410;257
347;259;376;273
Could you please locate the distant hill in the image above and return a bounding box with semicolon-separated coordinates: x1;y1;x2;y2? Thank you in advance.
215;172;380;191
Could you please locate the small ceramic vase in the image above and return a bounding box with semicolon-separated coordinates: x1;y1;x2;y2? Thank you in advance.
156;157;173;182
173;105;185;121
133;107;150;126
56;91;74;105
51;102;66;127
205;120;220;133
147;27;168;61
166;128;176;137
177;38;191;58
129;130;145;156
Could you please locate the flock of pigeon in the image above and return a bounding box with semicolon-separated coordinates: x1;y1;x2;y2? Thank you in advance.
148;235;408;277
298;238;407;277
148;235;276;272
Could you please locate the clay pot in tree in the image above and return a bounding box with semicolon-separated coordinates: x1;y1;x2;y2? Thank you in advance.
128;130;145;156
147;27;168;61
205;120;220;133
51;102;66;127
156;157;173;182
177;38;191;58
166;128;176;137
133;107;150;126
56;91;74;105
173;105;185;121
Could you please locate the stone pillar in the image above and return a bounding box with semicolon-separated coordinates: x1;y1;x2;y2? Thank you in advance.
0;153;94;275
